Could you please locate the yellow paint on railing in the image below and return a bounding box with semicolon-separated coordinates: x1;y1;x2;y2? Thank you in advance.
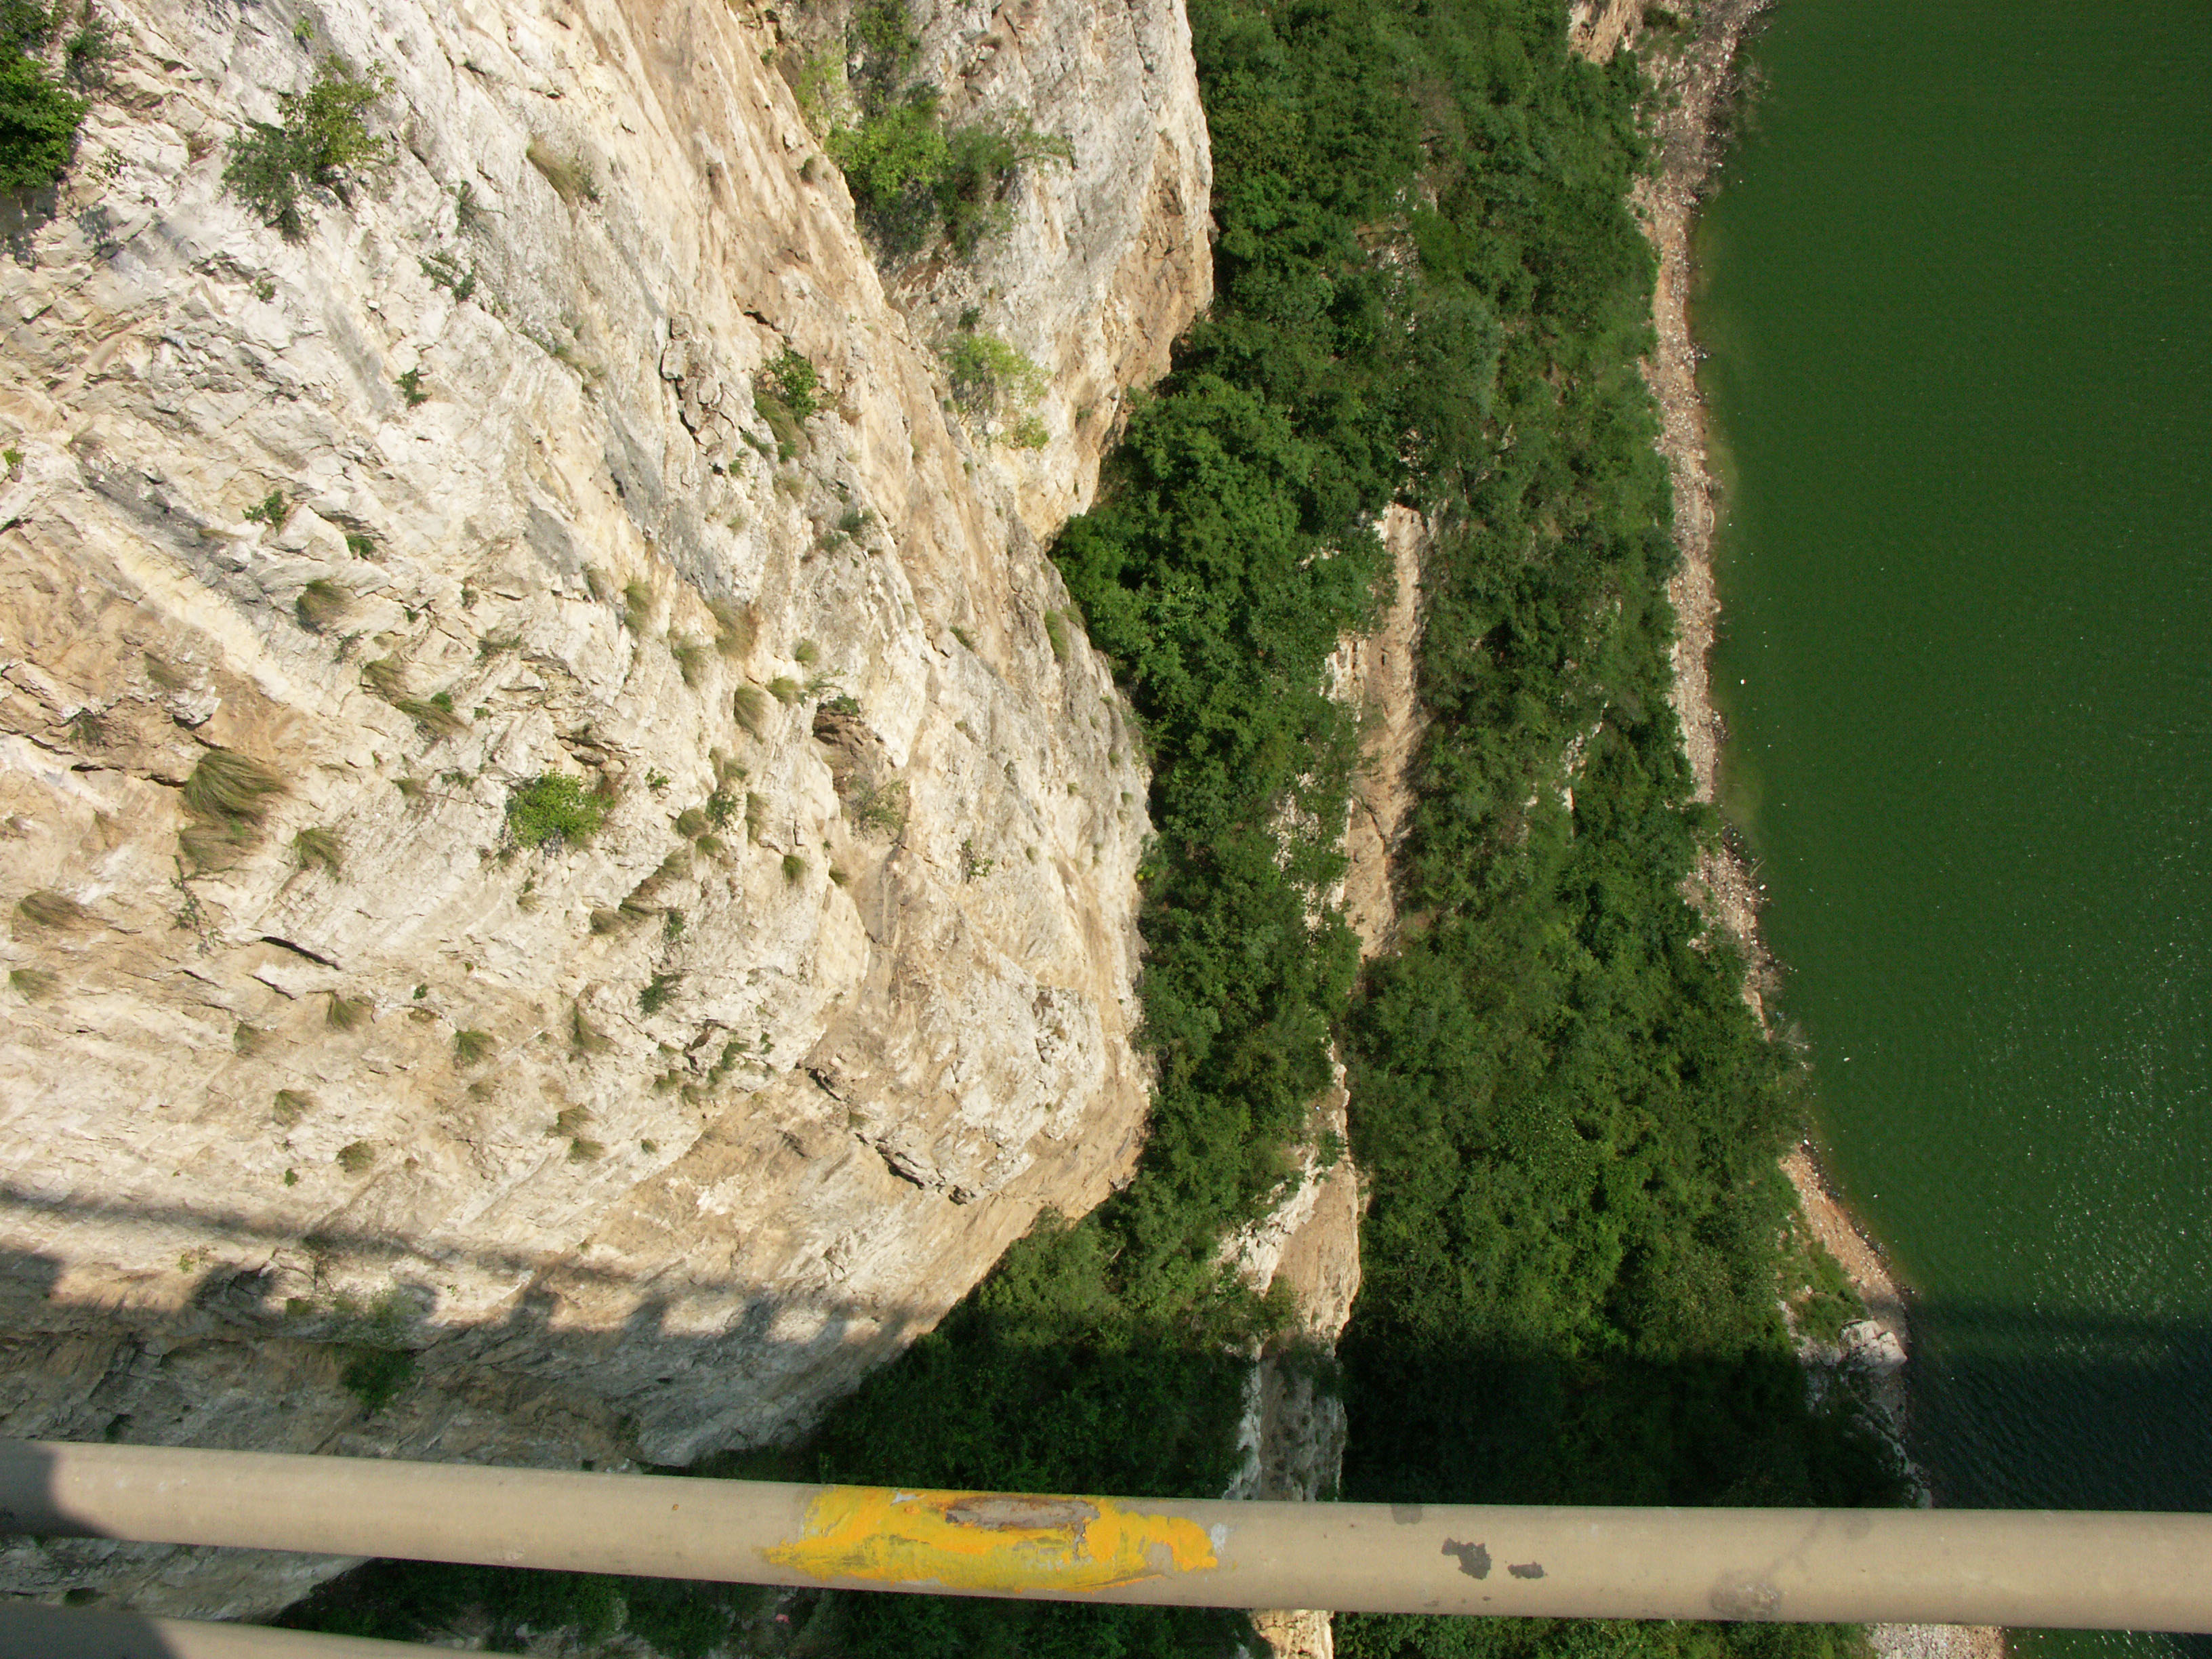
763;1487;1222;1594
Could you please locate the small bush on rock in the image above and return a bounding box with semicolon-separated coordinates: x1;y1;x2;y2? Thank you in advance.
638;972;680;1016
805;0;1069;259
504;774;603;850
339;1345;415;1413
760;348;820;422
941;331;1050;448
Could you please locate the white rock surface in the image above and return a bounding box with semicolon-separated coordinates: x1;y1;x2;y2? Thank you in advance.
0;0;1207;1616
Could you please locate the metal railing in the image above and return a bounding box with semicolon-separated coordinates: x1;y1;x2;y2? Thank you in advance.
2;1440;2209;1653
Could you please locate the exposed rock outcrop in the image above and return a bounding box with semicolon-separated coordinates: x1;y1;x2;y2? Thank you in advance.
1227;506;1427;1659
0;0;1207;1616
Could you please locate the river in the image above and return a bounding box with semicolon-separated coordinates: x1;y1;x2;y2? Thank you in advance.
1690;3;2212;1654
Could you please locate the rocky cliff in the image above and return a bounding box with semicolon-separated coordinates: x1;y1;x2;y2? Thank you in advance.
0;0;1207;1615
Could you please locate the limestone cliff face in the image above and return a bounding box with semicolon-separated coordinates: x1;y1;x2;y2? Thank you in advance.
0;0;1206;1614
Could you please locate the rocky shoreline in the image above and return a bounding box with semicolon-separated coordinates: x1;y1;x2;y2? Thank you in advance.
1614;6;2005;1656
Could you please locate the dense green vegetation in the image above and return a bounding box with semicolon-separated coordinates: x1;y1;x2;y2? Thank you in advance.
281;1561;769;1658
1343;1618;1872;1659
0;1;88;191
803;0;1901;1650
1303;0;1905;1528
283;0;1899;1652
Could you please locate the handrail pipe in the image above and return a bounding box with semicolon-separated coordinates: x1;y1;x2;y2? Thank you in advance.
1;1441;2208;1634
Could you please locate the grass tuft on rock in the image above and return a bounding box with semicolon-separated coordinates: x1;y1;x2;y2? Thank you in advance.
525;139;598;203
14;889;90;930
710;600;757;659
180;747;285;869
672;637;711;688
295;578;351;633
569;1002;611;1056
452;1029;494;1068
392;695;466;739
361;657;408;700
184;747;285;823
621;579;653;637
9;966;58;1000
291;826;343;876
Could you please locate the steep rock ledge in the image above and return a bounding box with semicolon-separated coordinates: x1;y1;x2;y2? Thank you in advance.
0;0;1206;1616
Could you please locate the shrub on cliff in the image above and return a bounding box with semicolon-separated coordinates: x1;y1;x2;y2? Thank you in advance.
758;346;819;421
223;54;392;237
941;329;1052;447
941;330;1046;413
803;0;1069;258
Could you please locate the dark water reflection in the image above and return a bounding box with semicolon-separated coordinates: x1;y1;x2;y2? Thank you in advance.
1906;1305;2212;1517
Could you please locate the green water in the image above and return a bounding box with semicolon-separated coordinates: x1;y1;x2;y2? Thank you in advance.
1693;2;2212;1648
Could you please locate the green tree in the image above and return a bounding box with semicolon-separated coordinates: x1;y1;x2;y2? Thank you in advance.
0;3;85;192
223;55;392;236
